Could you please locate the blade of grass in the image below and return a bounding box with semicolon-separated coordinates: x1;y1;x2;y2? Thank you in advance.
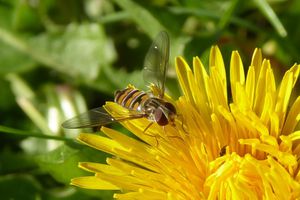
97;11;130;24
169;7;261;33
218;0;240;29
0;125;74;142
253;0;287;37
6;74;53;135
112;0;165;38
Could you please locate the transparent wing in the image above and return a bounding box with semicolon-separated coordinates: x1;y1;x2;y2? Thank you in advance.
143;31;170;98
62;107;145;129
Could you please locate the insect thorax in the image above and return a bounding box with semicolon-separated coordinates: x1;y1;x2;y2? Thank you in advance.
143;97;177;126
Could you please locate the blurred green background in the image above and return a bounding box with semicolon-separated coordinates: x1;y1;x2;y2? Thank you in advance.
0;0;300;199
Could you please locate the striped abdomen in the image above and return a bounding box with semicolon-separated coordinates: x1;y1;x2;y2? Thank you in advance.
114;87;149;111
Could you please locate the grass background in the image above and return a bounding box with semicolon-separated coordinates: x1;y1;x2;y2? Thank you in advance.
0;0;300;199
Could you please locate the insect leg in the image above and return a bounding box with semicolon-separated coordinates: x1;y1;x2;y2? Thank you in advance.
163;126;183;142
142;122;159;146
176;114;189;135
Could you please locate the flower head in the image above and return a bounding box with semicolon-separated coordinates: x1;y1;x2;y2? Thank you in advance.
71;46;300;199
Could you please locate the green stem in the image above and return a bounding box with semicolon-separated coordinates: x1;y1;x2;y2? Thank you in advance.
0;125;74;142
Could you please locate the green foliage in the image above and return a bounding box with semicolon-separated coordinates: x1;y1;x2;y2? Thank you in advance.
0;0;299;199
0;175;41;200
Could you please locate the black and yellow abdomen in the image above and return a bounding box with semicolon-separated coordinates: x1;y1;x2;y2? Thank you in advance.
114;86;149;111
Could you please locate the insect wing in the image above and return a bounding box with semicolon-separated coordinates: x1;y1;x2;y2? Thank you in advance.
62;107;144;129
143;31;170;98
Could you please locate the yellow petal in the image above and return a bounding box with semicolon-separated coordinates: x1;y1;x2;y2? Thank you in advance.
209;67;229;110
209;46;226;81
288;64;300;87
250;48;262;81
282;96;300;135
193;56;210;116
275;71;294;130
230;51;246;110
79;162;124;175
210;46;227;104
175;56;194;104
77;133;127;155
245;66;256;109
253;59;271;115
71;176;120;190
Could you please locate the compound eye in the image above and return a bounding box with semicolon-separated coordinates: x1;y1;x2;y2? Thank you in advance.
154;109;168;126
164;102;176;114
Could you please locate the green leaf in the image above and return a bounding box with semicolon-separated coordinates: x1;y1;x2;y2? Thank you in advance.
0;41;37;74
28;23;116;80
36;143;108;184
0;23;117;80
36;143;114;198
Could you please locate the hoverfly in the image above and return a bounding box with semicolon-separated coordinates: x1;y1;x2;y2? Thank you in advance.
62;31;177;132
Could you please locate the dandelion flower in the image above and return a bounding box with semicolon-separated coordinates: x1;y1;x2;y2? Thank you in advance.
71;46;300;199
